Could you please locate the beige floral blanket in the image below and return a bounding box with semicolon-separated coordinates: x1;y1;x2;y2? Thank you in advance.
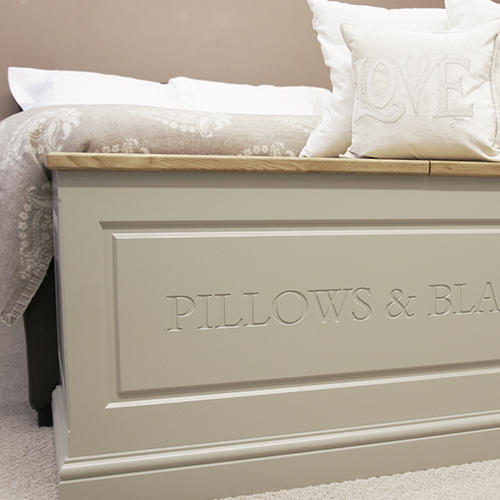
0;104;320;326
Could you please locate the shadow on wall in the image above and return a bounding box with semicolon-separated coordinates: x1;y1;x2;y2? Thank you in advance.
0;0;445;121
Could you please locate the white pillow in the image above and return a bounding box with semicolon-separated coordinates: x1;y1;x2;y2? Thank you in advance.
8;68;332;117
340;21;500;161
168;76;331;116
300;0;449;158
445;0;500;147
445;0;500;29
8;67;183;110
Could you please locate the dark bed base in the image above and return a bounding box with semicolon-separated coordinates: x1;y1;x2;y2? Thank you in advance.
23;259;59;426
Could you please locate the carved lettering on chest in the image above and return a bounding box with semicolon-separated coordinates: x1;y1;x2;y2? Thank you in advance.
165;281;500;332
428;282;500;317
166;288;372;332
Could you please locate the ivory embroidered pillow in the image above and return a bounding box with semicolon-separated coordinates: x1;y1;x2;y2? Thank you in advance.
341;22;500;161
300;0;448;158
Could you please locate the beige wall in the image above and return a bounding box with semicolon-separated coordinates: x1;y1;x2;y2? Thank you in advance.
0;0;445;121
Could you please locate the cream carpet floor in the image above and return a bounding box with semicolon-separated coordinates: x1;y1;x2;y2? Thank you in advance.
0;318;58;500
2;319;500;500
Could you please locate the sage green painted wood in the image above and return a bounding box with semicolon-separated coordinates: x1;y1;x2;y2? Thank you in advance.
52;169;500;499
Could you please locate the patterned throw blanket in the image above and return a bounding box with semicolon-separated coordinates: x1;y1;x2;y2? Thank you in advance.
0;105;320;326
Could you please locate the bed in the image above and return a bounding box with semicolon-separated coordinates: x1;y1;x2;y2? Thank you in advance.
3;0;500;498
